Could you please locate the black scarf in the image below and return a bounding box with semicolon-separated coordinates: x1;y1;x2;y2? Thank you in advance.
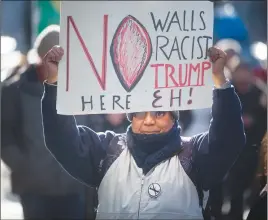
126;121;182;174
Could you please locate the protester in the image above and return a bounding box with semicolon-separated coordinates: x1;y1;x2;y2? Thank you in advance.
247;133;267;220
40;44;245;220
1;25;86;219
232;63;267;143
209;60;267;220
231;62;267;187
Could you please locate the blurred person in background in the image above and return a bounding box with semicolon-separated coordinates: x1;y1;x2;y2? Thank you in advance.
252;67;267;109
231;62;267;148
209;57;267;220
103;114;131;133
76;113;130;133
178;110;193;135
1;25;87;219
1;36;28;87
246;132;267;220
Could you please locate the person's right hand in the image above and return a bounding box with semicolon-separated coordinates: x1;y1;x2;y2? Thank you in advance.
43;45;64;84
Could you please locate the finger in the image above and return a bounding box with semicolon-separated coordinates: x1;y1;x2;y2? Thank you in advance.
52;49;61;62
208;51;217;62
54;46;63;55
47;55;57;63
218;50;226;59
44;53;55;64
53;47;60;55
53;45;64;55
57;46;64;54
208;47;217;57
54;47;64;61
49;50;59;63
208;48;221;62
210;46;226;57
208;48;215;60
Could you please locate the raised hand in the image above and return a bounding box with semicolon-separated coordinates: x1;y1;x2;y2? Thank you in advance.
208;46;228;88
42;45;64;84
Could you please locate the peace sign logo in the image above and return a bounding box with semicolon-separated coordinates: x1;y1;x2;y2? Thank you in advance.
148;183;161;198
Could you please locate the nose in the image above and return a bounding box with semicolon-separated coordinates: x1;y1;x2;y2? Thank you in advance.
143;112;155;125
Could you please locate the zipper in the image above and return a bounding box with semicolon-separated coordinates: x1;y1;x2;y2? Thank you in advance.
137;176;145;219
137;163;164;219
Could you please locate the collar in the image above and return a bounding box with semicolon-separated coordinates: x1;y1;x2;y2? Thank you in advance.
126;121;182;174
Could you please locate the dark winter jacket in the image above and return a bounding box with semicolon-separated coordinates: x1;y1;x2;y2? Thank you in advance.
1;65;84;195
41;82;245;219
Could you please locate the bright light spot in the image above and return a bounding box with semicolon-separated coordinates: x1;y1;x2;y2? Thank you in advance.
27;49;41;64
1;51;22;81
243;208;250;220
227;54;241;71
223;3;236;17
1;36;17;54
251;42;267;61
221;199;231;214
1;52;21;70
216;38;242;54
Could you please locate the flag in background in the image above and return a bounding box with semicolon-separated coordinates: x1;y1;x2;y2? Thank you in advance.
33;1;60;35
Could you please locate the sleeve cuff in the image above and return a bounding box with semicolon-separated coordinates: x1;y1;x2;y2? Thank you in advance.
212;85;237;102
213;80;233;90
43;82;57;100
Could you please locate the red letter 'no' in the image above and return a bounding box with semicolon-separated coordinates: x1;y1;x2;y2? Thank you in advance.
66;15;108;91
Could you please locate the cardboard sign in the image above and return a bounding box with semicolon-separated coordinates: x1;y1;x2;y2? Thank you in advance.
57;1;214;115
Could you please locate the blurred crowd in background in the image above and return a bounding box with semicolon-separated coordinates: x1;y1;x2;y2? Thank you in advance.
1;1;267;220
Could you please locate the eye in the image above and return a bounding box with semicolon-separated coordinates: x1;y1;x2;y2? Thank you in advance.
133;112;146;119
156;111;165;118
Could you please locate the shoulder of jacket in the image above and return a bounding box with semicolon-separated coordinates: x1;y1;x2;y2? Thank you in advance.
179;135;204;158
181;136;193;148
179;136;195;158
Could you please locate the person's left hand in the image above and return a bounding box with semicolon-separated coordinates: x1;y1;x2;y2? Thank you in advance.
208;46;228;88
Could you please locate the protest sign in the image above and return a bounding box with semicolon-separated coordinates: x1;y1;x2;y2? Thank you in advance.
57;1;214;115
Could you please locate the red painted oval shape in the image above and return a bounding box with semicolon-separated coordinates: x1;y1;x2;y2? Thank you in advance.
110;15;152;92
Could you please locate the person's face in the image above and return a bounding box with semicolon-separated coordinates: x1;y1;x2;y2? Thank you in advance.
231;66;253;93
105;114;125;126
131;111;174;134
